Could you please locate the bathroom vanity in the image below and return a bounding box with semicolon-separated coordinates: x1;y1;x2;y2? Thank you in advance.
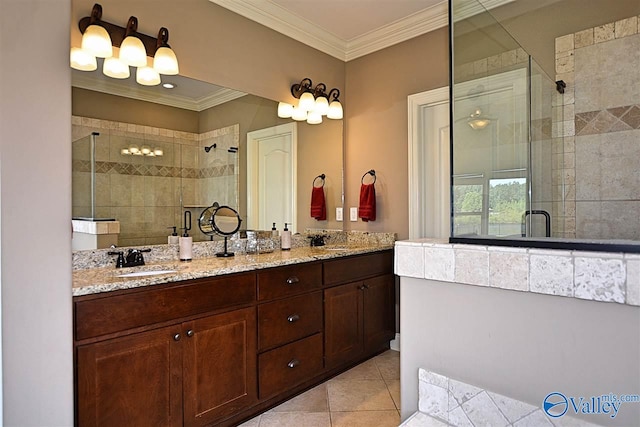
73;246;395;427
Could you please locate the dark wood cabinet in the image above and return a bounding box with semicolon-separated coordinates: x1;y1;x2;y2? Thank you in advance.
76;308;257;427
76;325;183;427
183;308;257;427
324;252;395;370
74;250;394;426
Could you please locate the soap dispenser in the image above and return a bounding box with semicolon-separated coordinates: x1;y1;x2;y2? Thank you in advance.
281;223;291;251
179;211;193;262
167;226;179;245
271;222;279;238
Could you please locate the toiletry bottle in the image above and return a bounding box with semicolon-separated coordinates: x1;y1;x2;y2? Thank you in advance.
167;226;179;245
281;223;291;250
179;211;192;261
272;222;279;237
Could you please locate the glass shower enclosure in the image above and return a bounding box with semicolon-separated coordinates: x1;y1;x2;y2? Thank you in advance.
449;0;566;243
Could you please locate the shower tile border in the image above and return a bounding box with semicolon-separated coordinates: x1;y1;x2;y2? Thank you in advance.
395;239;639;307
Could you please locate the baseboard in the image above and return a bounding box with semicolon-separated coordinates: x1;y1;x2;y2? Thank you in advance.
390;333;400;352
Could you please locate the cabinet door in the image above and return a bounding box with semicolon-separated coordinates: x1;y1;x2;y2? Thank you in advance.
324;282;364;370
363;274;396;353
76;326;183;427
182;307;257;427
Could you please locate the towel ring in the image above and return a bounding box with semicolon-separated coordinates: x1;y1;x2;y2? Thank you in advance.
361;169;376;184
313;174;326;188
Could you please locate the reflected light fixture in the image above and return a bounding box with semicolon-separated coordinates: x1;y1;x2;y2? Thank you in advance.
282;78;343;125
70;47;97;71
136;66;161;86
72;3;180;87
467;109;492;130
121;145;163;156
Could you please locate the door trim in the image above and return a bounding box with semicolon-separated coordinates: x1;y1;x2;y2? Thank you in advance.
407;87;449;239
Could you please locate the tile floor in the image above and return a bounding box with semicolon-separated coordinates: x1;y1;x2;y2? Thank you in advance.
239;350;400;427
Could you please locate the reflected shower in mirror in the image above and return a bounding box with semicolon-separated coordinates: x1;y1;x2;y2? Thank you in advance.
72;69;344;249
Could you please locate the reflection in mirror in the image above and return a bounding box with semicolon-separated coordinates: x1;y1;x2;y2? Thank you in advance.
72;70;343;250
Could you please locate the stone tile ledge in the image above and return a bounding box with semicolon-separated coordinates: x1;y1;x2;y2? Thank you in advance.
399;368;600;427
395;239;640;307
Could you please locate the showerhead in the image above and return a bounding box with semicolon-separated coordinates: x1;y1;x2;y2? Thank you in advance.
204;143;217;153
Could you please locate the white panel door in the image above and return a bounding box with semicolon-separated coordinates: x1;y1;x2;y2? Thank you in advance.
408;87;451;239
247;123;297;232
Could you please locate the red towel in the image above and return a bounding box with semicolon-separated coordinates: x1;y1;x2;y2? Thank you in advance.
358;183;376;222
310;186;326;220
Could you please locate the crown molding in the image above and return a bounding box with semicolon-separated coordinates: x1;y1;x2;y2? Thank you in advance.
346;2;449;61
210;0;346;60
72;74;246;111
210;0;515;61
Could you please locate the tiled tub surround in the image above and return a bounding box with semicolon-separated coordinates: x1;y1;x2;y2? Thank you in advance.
72;116;239;246
401;369;599;427
73;231;396;296
395;239;639;306
555;16;640;240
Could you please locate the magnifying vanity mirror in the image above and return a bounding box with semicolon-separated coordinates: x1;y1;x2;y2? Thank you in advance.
198;205;242;257
71;69;344;250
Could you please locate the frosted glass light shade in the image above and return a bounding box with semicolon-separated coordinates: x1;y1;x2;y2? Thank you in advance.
154;148;164;156
153;46;179;75
103;57;130;79
277;102;294;118
119;35;147;67
298;92;315;112
307;110;323;125
327;100;343;120
136;66;161;86
291;106;307;121
70;47;97;71
81;24;113;58
314;97;329;116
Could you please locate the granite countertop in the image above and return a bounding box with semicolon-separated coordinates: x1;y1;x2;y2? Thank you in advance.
73;244;393;297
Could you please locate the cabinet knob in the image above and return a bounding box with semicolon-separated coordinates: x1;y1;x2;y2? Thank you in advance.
186;329;194;337
363;284;370;290
173;333;181;341
359;285;366;291
286;276;299;285
287;314;300;323
287;359;300;369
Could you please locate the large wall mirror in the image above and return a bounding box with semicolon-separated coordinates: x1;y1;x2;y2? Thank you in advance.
72;70;344;248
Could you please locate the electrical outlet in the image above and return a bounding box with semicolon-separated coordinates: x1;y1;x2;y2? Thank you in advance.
336;207;343;221
350;207;358;221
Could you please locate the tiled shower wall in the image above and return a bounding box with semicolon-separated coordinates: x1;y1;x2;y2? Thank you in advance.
72;116;239;246
555;15;640;240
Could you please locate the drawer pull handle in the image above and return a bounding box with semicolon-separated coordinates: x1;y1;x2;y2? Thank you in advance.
287;359;300;369
287;314;300;323
173;333;181;341
286;276;299;285
186;329;194;337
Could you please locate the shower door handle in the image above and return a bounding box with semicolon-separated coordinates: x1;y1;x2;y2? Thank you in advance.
522;210;551;237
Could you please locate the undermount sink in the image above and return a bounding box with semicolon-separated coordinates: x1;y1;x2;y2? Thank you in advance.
116;269;177;278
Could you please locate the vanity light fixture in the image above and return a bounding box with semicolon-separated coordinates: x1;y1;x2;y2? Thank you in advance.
278;78;343;125
467;109;492;130
71;3;180;87
120;145;163;157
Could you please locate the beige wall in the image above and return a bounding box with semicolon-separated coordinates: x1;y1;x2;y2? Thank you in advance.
344;28;450;240
72;87;199;132
1;0;73;425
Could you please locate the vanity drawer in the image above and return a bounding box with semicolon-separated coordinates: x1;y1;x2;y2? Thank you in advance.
257;263;322;301
258;333;323;399
75;273;256;341
324;250;393;286
258;291;322;351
